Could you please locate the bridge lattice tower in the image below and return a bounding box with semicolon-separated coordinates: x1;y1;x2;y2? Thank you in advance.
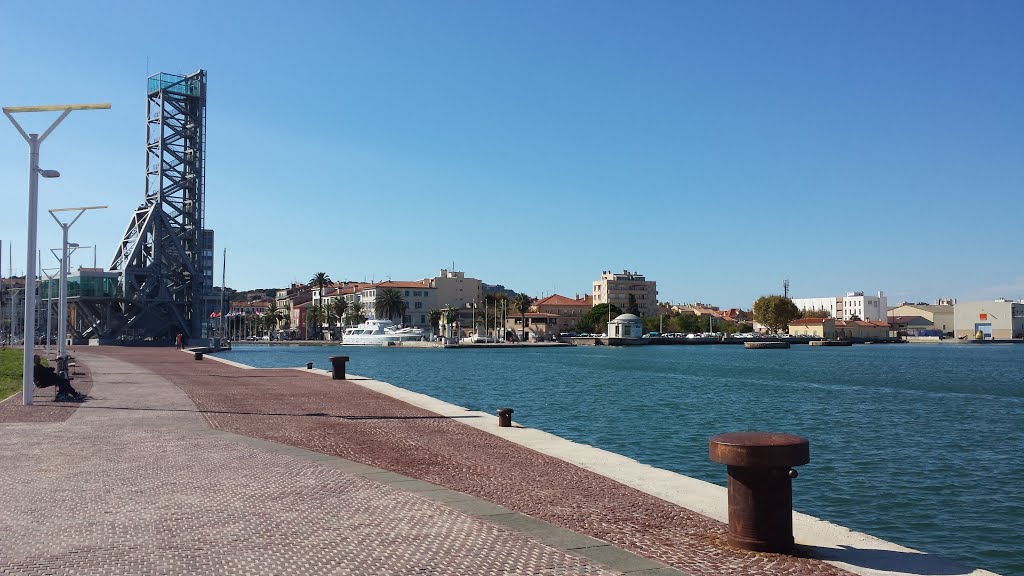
107;70;208;342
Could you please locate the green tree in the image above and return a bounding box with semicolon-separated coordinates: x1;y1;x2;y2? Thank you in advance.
331;298;348;332
801;308;831;319
427;308;442;338
262;301;286;335
374;287;408;322
627;294;640;316
576;303;623;334
752;295;801;334
345;301;366;326
308;272;332;339
307;304;326;339
849;314;862;321
513;293;533;341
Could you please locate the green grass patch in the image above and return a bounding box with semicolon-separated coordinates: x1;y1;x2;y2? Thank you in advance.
0;348;27;401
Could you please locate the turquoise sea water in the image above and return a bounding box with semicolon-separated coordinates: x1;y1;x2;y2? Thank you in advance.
220;343;1023;575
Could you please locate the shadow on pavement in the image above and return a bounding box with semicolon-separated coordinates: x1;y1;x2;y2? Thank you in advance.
800;544;973;575
71;404;481;421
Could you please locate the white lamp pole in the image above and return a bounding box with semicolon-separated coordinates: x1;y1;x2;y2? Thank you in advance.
49;206;107;361
4;103;110;406
40;267;59;355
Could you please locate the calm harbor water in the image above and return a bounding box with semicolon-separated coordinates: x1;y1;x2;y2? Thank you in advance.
220;343;1023;575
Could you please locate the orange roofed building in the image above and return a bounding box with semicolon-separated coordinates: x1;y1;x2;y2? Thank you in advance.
530;294;593;336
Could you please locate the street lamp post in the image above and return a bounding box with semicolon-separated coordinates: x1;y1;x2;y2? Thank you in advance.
49;206;107;363
4;103;110;406
40;267;59;355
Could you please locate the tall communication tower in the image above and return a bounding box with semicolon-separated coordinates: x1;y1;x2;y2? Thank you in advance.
107;70;210;343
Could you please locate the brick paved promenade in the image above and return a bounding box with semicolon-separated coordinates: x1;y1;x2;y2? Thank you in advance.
0;346;933;575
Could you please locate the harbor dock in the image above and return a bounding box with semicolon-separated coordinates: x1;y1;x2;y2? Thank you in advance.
0;346;997;576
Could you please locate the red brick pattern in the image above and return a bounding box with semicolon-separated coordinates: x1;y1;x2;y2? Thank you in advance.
85;347;851;576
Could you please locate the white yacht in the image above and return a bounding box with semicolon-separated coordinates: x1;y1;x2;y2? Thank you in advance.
342;319;427;346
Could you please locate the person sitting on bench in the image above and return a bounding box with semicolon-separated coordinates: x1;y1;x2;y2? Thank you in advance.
33;355;84;402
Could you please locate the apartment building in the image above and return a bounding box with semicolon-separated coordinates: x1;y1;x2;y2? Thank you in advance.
592;270;658;318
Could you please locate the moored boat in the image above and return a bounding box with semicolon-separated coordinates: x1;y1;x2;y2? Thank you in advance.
342;319;427;345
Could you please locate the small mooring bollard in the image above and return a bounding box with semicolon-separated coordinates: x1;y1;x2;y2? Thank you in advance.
194;351;203;360
496;407;514;427
328;356;349;380
709;432;809;553
306;362;313;370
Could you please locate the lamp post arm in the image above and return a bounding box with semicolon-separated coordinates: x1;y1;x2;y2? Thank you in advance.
37;109;72;143
3;110;31;142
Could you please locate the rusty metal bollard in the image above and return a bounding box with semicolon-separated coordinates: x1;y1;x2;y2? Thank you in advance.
328;356;349;380
194;351;203;360
709;432;809;553
496;407;514;427
306;362;314;370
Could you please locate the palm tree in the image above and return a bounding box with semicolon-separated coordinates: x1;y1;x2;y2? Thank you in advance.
331;298;348;334
374;287;408;323
262;301;286;337
427;308;442;338
309;272;332;338
513;293;533;341
307;304;326;340
346;301;366;326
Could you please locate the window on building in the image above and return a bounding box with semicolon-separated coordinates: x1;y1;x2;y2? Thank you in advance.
414;302;422;309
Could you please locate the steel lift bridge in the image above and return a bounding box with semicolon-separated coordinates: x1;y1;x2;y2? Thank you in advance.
86;70;211;343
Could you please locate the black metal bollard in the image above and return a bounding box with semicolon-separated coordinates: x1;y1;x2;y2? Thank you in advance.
496;407;514;427
709;432;809;553
328;356;349;380
194;351;204;360
306;362;314;370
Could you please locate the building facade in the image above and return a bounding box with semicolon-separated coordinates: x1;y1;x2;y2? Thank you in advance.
792;291;888;322
592;270;658;318
532;294;593;334
887;303;954;335
788;317;836;338
953;299;1024;340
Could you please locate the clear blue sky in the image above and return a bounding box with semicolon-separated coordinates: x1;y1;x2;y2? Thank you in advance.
2;1;1021;308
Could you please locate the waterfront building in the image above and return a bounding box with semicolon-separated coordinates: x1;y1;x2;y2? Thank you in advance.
889;315;935;337
592;270;658;318
788;317;836;338
607;313;643;339
229;301;270;316
792;291;888;322
360;281;436;328
420;269;483;328
506;311;560;340
834;320;890;339
887;303;954;335
532;294;592;334
952;299;1024;340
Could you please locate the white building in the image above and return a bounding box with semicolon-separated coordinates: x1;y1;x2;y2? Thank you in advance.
607;313;644;339
792;291;888;322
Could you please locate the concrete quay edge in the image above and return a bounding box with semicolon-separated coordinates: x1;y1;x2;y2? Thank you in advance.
204;352;998;576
